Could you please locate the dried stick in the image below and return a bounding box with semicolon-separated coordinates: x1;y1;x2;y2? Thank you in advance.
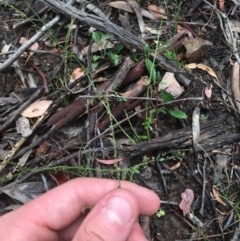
0;87;43;133
187;0;204;14
48;57;134;127
0;16;60;72
0;114;47;173
86;57;135;138
41;0;190;78
32;64;49;93
85;97;203;147
106;57;135;91
199;157;207;217
122;116;237;158
83;2;109;20
127;0;146;38
40;0;145;48
13;67;110;159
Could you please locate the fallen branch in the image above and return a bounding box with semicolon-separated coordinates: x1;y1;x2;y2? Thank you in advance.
0;16;60;72
30;115;240;164
40;0;191;80
122;115;240;158
0;88;43;133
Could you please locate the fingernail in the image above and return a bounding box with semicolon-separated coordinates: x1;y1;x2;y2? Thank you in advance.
106;196;133;224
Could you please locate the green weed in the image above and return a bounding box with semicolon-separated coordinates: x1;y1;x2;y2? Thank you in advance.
164;50;184;68
91;30;124;67
156;209;166;218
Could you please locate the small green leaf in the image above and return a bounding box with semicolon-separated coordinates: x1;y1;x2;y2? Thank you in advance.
169;109;187;119
159;107;167;114
145;58;157;83
156;71;161;81
92;55;101;62
140;135;148;140
156;209;165;218
131;52;138;61
144;44;151;55
92;31;108;43
109;53;120;66
160;90;174;102
115;44;124;54
91;62;99;69
145;58;154;73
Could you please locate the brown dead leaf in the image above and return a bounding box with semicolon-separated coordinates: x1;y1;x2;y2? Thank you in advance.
21;100;52;118
212;186;227;206
16;150;32;169
127;0;145;38
69;67;84;83
147;4;165;14
177;24;184;33
169;162;181;170
109;1;134;12
51;171;69;185
1;43;11;54
147;4;167;19
81;41;114;57
108;1;156;20
36;141;50;155
183;37;212;63
185;63;218;81
0;182;48;203
96;158;123;165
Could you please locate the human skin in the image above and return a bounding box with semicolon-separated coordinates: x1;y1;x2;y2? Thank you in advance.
0;178;160;241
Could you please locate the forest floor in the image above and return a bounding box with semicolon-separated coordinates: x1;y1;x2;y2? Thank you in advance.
0;0;240;240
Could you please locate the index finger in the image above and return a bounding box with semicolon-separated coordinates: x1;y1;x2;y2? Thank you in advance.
7;178;160;231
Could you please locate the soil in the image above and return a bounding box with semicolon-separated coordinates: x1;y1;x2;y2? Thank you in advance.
0;0;240;240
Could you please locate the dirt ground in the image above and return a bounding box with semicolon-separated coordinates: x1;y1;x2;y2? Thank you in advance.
0;0;240;240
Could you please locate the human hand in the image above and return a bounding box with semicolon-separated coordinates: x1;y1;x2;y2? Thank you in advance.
0;178;160;241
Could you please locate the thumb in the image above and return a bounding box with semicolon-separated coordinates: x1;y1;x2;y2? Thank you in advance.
73;188;141;241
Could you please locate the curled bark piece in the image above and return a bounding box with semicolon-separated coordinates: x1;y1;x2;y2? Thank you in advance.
122;59;146;87
231;61;240;112
47;98;87;128
192;106;200;151
106;57;135;91
98;77;148;130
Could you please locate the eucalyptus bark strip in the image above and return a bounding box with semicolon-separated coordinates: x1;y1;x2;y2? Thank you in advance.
98;78;148;130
